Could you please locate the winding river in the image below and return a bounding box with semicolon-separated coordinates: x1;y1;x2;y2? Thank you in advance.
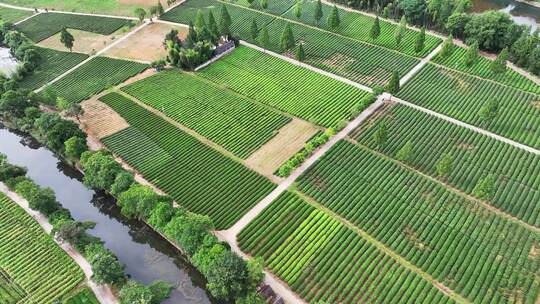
0;125;213;304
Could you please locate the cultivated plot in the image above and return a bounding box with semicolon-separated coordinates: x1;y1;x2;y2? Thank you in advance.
352;103;540;227
0;193;85;304
0;6;32;23
100;93;276;229
397;63;540;149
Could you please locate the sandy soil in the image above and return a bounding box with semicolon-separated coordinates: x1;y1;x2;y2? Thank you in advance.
80;98;130;139
104;22;187;62
245;118;319;178
38;27;130;54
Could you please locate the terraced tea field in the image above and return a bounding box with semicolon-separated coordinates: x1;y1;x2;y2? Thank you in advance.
100;93;276;229
18;47;88;91
16;12;134;42
161;0;419;88
432;46;540;94
197;46;372;127
352;103;540;227
0;6;32;23
239;192;456;304
0;193;84;304
397;63;540;149
48;56;147;104
121;69;291;158
294;140;540;303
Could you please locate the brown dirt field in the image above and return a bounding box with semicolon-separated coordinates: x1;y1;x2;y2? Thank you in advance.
118;68;157;87
244;118;319;178
104;22;187;62
38;28;129;54
80;98;129;139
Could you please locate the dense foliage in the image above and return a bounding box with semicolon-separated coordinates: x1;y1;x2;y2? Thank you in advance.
99;92;276;229
122;69;290;158
352;104;540;227
239;191;454;303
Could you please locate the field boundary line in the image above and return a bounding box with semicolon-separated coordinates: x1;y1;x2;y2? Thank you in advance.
392;96;540;155
214;0;422;61
0;183;118;304
14;11;41;25
346;137;540;234
292;189;471;304
400;44;442;86
35;20;150;93
240;40;374;93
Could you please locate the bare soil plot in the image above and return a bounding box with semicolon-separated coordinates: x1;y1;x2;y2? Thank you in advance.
38;28;129;54
104;22;187;62
80;98;129;139
245;118;319;178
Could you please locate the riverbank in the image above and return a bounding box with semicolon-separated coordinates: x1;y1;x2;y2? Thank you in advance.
513;0;540;9
0;182;118;304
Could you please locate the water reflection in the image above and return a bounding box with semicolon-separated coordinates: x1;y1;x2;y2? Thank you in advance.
0;48;18;77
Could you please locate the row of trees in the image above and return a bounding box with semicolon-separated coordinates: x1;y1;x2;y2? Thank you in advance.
325;0;540;75
0;23;41;86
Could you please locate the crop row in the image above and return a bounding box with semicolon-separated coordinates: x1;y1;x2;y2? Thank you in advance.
0;193;84;304
16;13;134;42
352;103;540;227
49;56;147;104
100;93;276;229
64;287;99;304
161;0;419;88
198;46;371;127
122;69;290;158
0;268;26;304
296;140;540;303
432;46;540;94
397;63;540;149
18;47;89;91
0;7;32;23
238;191;455;304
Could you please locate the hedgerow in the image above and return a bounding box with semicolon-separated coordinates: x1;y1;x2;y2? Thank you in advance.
99;93;276;229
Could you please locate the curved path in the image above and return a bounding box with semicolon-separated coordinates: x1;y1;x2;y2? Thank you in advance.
0;183;118;304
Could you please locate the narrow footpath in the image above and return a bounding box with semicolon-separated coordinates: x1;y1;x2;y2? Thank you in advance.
0;183;118;304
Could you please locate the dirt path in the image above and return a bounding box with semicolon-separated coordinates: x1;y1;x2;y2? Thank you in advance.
400;44;442;86
0;183;118;304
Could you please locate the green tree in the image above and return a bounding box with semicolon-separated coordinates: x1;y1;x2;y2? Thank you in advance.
439;34;454;59
219;5;232;37
372;122;388;148
261;0;268;9
55;220;85;246
396;140;413;163
110;171;135;197
120;281;153;304
436;152;453;179
385;71;400;94
472;175;496;201
246;257;264;291
206;252;249;300
397;0;426;24
415;27;426;53
478;99;499;126
394;16;407;46
118;184;160;220
464;11;513;52
89;251;125;285
295;0;302;19
156;1;164;16
280;23;295;51
490;47;508;74
164;214;213;255
295;43;305;62
55;96;72;111
147;202;175;230
370;17;381;41
134;8;146;22
0;90;30;117
258;25;270;51
250;19;259;40
314;0;323;25
194;9;206;30
81;151;123;192
45;119;86;153
327;5;340;30
445;12;470;38
208;11;220;39
60;28;74;51
64;136;88;160
16;181;58;215
463;40;479;66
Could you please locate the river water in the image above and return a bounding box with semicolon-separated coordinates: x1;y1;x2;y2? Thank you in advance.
0;125;212;304
0;48;18;78
472;0;540;30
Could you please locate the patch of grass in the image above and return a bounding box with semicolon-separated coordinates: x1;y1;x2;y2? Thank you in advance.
0;7;32;23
